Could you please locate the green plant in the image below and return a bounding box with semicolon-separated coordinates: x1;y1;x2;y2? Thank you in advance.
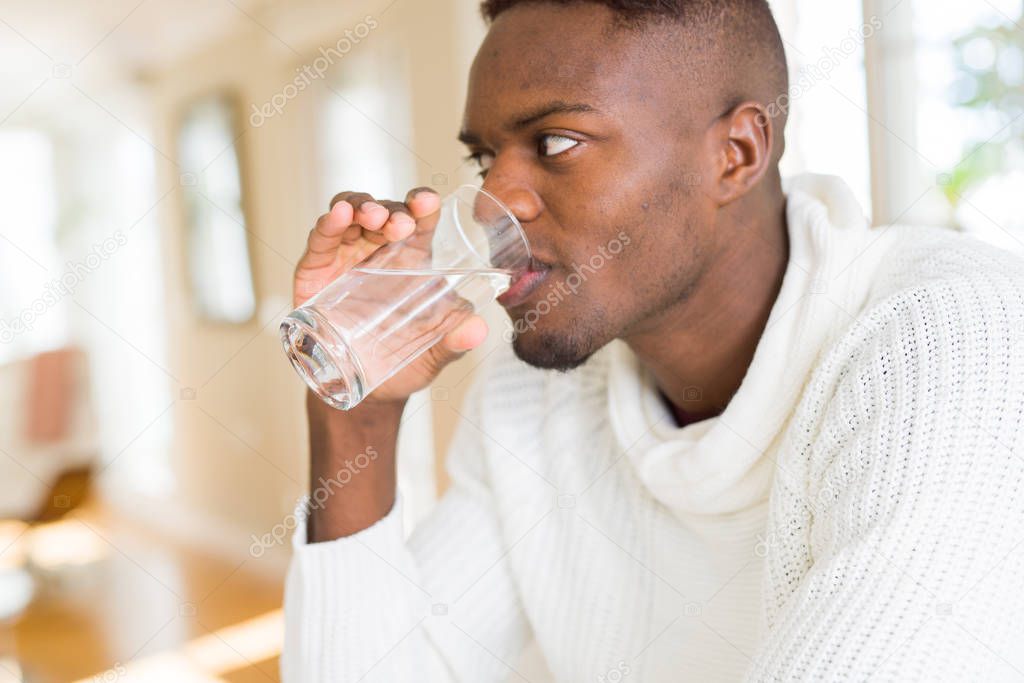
943;13;1024;205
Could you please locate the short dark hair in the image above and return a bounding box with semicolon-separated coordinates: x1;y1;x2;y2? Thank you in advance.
481;0;780;32
482;0;724;25
480;0;789;108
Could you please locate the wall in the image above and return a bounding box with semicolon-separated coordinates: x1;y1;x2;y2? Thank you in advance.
134;0;492;563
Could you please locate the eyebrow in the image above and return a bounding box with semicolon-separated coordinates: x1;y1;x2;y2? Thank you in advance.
458;101;600;146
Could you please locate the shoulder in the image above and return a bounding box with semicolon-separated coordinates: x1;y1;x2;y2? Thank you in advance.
801;228;1024;493
865;223;1024;308
825;225;1024;382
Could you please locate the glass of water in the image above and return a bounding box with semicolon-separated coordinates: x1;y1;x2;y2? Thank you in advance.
280;185;532;410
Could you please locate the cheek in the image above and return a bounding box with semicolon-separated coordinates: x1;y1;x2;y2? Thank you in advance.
542;155;704;293
550;253;637;318
540;222;644;312
605;206;704;305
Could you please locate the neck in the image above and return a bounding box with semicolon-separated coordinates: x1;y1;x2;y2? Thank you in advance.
623;191;790;424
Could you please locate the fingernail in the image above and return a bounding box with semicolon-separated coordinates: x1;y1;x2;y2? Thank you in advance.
408;188;436;201
361;201;384;213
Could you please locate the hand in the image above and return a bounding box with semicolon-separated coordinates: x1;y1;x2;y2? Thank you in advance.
293;188;489;405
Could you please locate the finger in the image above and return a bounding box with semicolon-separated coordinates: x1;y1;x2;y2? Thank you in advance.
333;191;390;232
329;191;370;210
377;200;417;241
303;200;355;269
339;221;367;246
340;222;389;248
405;188;442;238
441;314;489;354
416;314;488;383
351;197;390;232
404;187;441;220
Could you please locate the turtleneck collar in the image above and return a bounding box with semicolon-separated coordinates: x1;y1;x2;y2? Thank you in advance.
606;173;877;516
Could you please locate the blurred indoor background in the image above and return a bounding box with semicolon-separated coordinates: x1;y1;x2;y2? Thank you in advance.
0;0;1021;680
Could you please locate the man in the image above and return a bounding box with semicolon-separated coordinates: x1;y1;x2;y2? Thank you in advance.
282;1;1024;681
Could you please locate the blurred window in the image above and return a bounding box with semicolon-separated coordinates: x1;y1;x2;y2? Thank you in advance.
317;43;437;528
319;42;416;199
177;94;257;324
773;0;1023;238
771;0;874;216
0;129;67;364
914;0;1024;250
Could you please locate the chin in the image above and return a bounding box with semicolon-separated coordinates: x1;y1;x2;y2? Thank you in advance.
504;303;614;371
511;333;593;372
508;318;607;372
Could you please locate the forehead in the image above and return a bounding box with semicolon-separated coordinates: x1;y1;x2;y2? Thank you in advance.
464;4;676;130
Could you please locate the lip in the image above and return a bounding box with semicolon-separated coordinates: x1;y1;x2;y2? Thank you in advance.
497;262;550;308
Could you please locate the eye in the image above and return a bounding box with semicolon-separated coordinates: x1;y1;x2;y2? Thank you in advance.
466;151;495;178
538;134;579;157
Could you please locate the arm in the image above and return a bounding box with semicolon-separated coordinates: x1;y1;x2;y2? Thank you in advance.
282;373;532;682
281;188;529;681
305;392;404;541
746;280;1024;682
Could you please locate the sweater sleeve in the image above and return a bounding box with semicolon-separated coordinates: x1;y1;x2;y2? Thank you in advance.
281;379;532;682
747;275;1024;682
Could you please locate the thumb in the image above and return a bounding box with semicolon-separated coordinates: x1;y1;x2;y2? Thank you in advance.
425;315;489;369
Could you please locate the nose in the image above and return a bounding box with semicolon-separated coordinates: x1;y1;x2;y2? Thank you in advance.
481;167;544;227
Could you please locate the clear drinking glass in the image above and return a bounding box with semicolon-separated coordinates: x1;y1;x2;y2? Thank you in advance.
280;185;531;410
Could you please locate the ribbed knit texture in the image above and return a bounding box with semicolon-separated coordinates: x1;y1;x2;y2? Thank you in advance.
282;174;1024;682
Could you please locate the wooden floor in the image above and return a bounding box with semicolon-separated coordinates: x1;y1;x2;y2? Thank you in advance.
0;497;284;682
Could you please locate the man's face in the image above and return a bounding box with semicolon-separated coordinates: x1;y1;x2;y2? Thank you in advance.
461;3;723;371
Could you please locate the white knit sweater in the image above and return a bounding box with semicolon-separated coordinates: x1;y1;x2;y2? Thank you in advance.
283;174;1024;682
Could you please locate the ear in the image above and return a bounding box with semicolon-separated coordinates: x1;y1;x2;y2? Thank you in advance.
708;101;774;207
